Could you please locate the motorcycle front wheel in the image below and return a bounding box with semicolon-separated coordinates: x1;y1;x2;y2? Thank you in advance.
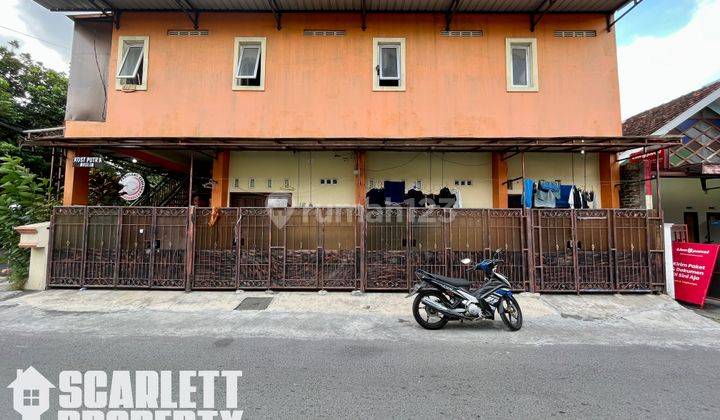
498;295;523;331
412;290;450;330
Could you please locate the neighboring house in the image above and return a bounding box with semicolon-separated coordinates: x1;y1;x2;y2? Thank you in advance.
7;366;55;420
622;81;720;243
27;1;676;294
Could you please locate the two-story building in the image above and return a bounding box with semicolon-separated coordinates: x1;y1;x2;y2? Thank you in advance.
28;1;676;294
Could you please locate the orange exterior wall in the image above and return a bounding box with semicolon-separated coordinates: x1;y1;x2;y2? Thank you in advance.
65;12;622;139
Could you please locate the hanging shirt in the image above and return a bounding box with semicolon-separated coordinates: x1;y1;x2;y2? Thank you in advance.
534;181;561;208
437;187;456;208
451;188;462;208
573;188;583;209
365;188;385;207
404;188;425;207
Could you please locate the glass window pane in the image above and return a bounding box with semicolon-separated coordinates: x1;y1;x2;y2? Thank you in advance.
512;47;528;86
238;46;260;78
380;46;399;79
118;45;143;77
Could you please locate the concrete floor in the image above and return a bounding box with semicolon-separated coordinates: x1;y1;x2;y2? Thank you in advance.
1;290;719;419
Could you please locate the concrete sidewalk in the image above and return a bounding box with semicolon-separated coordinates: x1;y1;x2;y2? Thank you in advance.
1;289;719;347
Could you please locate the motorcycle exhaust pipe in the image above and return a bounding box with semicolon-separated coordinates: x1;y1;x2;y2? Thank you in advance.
421;297;466;316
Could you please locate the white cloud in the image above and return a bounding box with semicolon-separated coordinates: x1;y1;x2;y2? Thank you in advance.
0;0;70;73
618;0;720;119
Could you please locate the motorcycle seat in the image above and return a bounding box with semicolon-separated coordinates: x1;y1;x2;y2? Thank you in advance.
430;274;471;287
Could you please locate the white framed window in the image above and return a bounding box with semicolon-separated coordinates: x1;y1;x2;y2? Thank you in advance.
505;38;538;92
115;36;149;90
233;37;266;91
373;38;405;91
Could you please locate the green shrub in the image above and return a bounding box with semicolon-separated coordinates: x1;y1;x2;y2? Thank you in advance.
0;153;53;287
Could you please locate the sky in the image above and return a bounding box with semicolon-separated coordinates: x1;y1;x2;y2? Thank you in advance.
2;0;720;119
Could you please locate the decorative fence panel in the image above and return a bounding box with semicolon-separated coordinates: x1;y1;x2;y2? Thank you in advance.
46;206;666;293
533;210;577;292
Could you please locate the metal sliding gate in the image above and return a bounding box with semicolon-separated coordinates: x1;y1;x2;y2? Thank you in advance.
47;206;665;293
532;209;665;292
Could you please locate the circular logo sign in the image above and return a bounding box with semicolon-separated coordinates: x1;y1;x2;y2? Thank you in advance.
118;173;145;201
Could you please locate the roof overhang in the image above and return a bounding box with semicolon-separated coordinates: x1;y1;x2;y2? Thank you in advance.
34;1;636;14
24;135;681;153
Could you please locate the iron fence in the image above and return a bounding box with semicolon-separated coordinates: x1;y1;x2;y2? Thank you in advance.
47;206;666;293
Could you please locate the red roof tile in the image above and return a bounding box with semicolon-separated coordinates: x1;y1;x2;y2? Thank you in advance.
622;80;720;136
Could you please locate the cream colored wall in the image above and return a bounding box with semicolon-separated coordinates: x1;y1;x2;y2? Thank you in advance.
229;151;493;207
659;178;720;242
506;152;602;206
366;152;493;208
229;151;356;206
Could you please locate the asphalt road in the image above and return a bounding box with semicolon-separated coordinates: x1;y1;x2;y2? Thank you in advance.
2;330;719;419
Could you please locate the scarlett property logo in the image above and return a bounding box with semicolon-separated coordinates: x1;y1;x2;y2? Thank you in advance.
8;367;244;420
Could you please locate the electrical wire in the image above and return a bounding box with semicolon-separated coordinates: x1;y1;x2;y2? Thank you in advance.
0;25;70;51
92;29;108;120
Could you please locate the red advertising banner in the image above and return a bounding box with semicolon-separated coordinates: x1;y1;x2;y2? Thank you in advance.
672;242;720;307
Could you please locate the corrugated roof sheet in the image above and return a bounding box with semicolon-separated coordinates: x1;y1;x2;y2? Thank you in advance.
33;0;632;13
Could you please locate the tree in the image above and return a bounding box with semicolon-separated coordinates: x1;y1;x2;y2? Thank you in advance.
0;41;68;177
0;41;67;287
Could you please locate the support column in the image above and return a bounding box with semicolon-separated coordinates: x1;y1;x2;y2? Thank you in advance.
492;152;508;208
599;152;620;208
354;151;367;206
211;150;230;207
62;148;91;205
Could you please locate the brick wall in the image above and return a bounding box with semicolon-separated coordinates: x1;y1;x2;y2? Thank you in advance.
620;161;646;209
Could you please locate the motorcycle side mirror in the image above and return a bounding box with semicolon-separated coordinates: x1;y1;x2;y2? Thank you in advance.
460;258;473;265
494;248;502;257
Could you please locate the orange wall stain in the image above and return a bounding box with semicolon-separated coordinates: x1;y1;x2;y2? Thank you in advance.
65;12;622;139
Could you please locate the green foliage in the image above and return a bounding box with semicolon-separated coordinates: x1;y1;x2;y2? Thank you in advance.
0;42;67;285
0;41;68;178
0;154;53;287
89;165;124;206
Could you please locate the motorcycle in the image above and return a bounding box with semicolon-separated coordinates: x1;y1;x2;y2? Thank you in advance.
406;249;522;331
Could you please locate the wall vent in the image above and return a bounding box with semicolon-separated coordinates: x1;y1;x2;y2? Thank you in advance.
554;30;597;38
303;30;346;36
440;30;483;37
167;30;209;37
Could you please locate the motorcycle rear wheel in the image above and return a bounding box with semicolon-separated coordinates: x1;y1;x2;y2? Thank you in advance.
498;295;523;331
412;291;450;330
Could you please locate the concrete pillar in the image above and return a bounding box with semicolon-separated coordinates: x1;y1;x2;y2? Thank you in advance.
491;152;508;208
62;148;91;206
599;152;620;208
15;222;50;290
211;150;230;207
663;223;675;298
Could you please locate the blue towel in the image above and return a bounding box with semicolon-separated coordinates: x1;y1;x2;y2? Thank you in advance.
522;179;534;208
384;181;405;204
557;185;574;209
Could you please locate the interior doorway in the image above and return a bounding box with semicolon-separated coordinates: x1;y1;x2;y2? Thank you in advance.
707;212;720;243
684;212;699;243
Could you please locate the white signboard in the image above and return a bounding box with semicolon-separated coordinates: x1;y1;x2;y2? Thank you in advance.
118;173;145;201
